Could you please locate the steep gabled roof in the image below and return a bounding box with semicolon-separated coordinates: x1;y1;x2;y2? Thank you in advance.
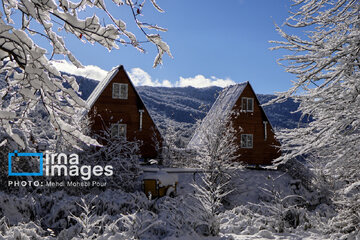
187;82;248;148
85;65;162;135
86;66;120;109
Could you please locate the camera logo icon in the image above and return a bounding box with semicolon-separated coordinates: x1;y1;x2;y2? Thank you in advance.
8;150;43;176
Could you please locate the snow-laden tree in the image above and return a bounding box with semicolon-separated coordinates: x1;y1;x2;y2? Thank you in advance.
192;114;243;236
194;113;242;181
271;0;360;174
159;119;197;167
271;0;360;237
0;0;171;149
78;119;141;192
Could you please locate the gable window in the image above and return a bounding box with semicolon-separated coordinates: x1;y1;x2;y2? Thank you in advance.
110;124;126;138
112;83;128;99
241;134;253;148
242;97;254;112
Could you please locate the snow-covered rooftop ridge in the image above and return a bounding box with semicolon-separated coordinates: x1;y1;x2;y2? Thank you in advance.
86;66;120;108
187;82;248;148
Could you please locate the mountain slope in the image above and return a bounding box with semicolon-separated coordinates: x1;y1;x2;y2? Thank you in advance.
78;80;301;130
0;73;302;145
76;77;302;145
136;86;302;127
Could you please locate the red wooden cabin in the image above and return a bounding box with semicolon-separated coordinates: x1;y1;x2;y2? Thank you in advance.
86;65;162;159
188;82;281;165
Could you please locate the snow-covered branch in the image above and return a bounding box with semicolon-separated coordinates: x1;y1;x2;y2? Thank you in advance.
272;1;360;237
0;0;170;149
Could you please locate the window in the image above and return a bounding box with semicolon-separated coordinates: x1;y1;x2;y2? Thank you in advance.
242;97;254;112
112;83;128;99
241;134;253;148
110;124;126;138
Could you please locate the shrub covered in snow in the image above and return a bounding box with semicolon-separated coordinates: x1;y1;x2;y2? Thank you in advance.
0;189;212;239
77;136;141;192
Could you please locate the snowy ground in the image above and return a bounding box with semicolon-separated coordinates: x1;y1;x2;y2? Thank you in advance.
150;168;311;206
0;167;336;239
164;232;325;240
143;167;329;240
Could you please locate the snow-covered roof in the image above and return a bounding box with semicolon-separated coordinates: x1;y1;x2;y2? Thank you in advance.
86;66;120;109
143;169;178;187
187;82;248;148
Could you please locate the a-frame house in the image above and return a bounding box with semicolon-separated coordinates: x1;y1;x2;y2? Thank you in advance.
188;82;280;165
86;65;162;159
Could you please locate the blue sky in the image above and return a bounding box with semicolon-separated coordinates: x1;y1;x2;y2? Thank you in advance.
53;0;296;94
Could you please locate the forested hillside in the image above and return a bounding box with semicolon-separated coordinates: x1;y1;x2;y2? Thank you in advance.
77;77;302;144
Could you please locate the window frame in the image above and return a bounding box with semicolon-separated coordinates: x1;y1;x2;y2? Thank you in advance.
112;83;128;99
110;123;127;138
241;97;254;112
241;134;253;148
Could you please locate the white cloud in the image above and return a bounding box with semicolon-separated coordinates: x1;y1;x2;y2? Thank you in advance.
51;62;236;89
161;79;173;88
128;68;236;88
175;75;235;88
51;60;108;81
127;68;172;87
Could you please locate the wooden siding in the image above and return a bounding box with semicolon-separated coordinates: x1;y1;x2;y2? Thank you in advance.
230;84;281;165
88;66;162;159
